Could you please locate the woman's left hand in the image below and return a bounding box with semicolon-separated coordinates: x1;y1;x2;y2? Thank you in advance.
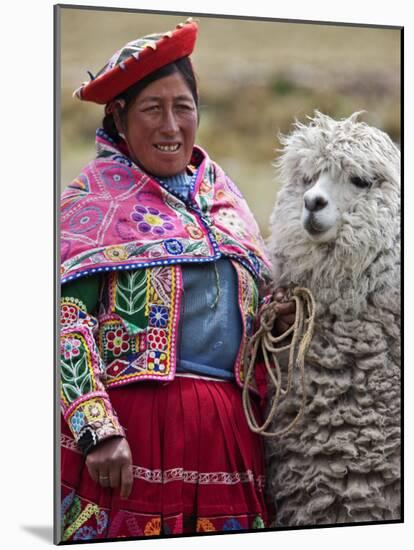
273;287;296;335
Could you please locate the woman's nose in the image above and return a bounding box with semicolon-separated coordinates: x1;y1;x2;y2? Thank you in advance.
160;109;179;134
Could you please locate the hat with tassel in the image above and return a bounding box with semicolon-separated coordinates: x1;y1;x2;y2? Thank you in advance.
73;18;198;104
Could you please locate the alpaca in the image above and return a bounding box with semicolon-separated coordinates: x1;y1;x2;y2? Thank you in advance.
265;111;401;526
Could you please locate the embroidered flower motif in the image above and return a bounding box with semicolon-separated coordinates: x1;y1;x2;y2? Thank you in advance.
69;206;104;234
215;188;235;204
73;526;97;540
106;327;130;357
148;350;167;372
95;417;118;438
86;401;104;420
163;238;184;255
252;515;265;529
196;518;216;532
149;305;169;328
106;359;128;377
185;223;204;240
215;209;247;239
70;410;86;433
131;205;175;236
61;304;78;325
200;179;213;194
97;510;109;535
223;518;242;531
61;337;81;360
147;328;168;351
101;165;135;190
103;245;129;262
144;518;161;536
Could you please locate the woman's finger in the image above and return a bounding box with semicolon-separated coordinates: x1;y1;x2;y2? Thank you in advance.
280;313;296;326
276;301;296;315
86;463;99;484
98;470;111;488
109;463;121;489
120;463;134;500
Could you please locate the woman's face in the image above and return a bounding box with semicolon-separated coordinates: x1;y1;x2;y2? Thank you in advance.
119;72;198;178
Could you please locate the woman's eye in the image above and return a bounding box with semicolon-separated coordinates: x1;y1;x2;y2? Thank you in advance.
143;105;160;112
350;176;371;189
176;104;193;111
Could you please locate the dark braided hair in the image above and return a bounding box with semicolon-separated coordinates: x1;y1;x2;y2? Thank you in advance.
102;56;199;141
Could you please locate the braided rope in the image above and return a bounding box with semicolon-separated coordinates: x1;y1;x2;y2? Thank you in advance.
242;287;316;437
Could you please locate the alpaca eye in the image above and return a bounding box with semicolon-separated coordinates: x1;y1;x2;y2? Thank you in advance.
303;175;313;186
350;176;371;189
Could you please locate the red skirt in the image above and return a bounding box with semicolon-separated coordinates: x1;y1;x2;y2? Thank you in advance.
60;375;271;541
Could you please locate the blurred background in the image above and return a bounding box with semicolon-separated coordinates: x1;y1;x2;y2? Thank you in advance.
59;7;401;238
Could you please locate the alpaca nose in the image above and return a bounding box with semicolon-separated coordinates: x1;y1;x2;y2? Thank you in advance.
304;195;328;212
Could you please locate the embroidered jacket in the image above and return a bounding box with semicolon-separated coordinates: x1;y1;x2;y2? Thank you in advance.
60;130;272;453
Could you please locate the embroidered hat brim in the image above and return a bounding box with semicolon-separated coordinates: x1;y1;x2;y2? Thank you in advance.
73;19;198;104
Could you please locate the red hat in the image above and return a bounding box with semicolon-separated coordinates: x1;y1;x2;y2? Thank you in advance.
73;18;198;104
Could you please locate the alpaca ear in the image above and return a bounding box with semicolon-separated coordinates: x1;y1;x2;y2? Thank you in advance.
348;110;366;123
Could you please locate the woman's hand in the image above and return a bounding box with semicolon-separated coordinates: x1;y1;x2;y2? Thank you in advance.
85;436;134;499
273;287;296;336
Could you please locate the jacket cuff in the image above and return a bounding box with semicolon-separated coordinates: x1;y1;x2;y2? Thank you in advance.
64;396;126;455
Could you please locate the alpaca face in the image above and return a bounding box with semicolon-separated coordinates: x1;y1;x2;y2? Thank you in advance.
269;112;400;288
301;170;372;243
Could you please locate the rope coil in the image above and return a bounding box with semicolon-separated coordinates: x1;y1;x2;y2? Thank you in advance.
242;287;316;437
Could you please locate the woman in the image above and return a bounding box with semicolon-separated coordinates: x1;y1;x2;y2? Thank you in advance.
60;18;295;541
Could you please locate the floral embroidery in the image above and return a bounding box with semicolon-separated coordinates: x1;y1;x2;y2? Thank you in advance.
103;245;129;261
69;206;104;234
163;238;184;255
131;205;175;236
200;180;213;194
101;164;135;190
147;328;168;351
148;350;167;372
144;518;161;536
215;209;246;239
223;518;242;531
70;410;86;433
61;304;78;325
106;327;130;356
252;515;265;529
215;188;236;205
84;400;105;422
73;526;97;540
95;417;121;439
149;305;169;328
61;337;81;360
61;333;94;405
185;223;204;240
196;518;216;532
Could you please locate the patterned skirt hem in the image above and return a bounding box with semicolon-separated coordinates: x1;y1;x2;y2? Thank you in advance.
61;484;267;541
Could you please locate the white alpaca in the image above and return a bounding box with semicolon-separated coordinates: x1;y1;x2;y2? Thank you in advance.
266;112;401;526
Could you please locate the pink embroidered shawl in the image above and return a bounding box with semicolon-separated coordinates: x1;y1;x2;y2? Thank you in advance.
61;129;272;286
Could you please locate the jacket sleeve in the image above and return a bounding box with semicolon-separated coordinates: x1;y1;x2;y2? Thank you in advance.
60;275;126;455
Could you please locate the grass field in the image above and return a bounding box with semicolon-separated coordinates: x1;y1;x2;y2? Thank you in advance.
59;7;401;237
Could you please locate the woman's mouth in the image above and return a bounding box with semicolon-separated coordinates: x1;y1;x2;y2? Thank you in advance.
154;143;181;152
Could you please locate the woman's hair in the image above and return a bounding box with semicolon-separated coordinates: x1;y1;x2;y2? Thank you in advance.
102;56;199;141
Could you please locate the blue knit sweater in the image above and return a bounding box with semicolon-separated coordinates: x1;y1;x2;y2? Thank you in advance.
157;172;242;380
